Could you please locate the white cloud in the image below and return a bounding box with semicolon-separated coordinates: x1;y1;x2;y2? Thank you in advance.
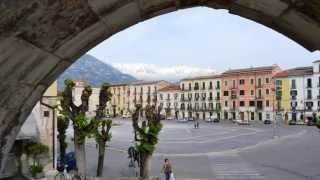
112;63;216;82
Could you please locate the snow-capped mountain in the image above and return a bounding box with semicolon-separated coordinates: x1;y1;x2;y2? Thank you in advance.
58;54;136;90
112;63;216;82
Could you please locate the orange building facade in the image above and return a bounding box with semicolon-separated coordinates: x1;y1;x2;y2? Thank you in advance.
220;65;281;121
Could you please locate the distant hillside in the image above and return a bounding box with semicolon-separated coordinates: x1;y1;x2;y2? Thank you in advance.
58;54;136;90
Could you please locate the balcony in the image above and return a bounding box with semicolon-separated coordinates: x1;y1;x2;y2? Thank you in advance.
307;96;312;100
215;97;220;100
291;96;297;100
256;96;263;100
201;97;206;101
215;86;220;90
231;95;237;99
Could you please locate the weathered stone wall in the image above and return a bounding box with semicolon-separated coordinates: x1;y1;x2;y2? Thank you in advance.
0;0;320;172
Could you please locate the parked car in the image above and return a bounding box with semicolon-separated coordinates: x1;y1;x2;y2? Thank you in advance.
236;120;250;125
213;118;220;123
288;120;296;125
122;113;131;118
105;114;111;118
264;120;272;124
177;118;188;123
159;114;166;120
205;118;213;123
187;117;194;121
296;121;305;125
57;152;76;172
166;116;174;120
305;117;315;126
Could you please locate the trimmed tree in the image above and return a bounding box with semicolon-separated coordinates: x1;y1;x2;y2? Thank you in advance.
94;83;113;177
61;79;94;179
132;104;162;180
57;115;69;165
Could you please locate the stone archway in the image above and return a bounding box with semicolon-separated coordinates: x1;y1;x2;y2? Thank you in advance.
1;0;320;171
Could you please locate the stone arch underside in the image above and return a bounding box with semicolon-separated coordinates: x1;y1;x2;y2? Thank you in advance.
0;0;320;171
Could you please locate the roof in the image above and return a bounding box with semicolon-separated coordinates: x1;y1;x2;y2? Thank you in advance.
111;83;128;87
181;74;221;81
129;80;168;86
222;65;279;75
158;84;180;91
274;66;313;78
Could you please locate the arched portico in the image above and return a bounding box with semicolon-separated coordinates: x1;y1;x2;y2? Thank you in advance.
1;0;320;171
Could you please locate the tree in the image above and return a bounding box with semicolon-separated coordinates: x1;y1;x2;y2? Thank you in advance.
132;105;162;180
61;79;94;179
26;142;49;177
57;115;69;165
94;83;113;177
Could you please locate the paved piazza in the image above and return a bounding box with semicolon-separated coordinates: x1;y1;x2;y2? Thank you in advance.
66;119;320;180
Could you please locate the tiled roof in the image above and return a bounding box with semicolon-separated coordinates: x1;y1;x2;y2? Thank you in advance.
158;84;180;91
274;66;313;78
181;74;221;81
129;80;167;85
222;65;279;75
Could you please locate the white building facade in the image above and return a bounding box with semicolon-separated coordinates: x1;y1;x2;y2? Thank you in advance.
179;75;222;120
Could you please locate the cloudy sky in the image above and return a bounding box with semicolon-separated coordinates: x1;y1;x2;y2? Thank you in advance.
88;7;319;79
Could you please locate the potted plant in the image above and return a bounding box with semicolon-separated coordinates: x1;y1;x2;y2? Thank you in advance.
26;142;49;179
316;116;320;130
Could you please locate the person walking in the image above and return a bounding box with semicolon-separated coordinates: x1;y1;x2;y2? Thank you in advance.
162;158;173;180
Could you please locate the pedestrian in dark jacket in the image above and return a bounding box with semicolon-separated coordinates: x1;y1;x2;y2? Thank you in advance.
162;158;173;180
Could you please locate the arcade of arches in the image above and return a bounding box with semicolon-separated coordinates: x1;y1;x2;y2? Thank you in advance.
0;0;320;171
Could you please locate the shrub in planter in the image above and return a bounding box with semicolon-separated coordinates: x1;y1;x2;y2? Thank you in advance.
316;116;320;129
30;164;43;178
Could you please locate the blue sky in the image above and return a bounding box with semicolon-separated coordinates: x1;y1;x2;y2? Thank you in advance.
88;7;320;73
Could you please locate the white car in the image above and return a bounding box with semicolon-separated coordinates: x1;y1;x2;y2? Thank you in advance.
237;120;250;125
166;117;174;120
122;114;131;118
177;118;188;123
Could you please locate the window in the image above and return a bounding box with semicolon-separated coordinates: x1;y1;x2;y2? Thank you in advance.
249;101;255;106
223;91;229;96
43;111;50;117
250;79;254;84
194;82;199;90
307;78;312;88
240;101;245;107
307;90;312;99
239;79;245;85
266;100;270;107
266;89;270;95
224;81;228;86
251;90;254;96
181;83;185;91
217;81;220;89
232;101;236;108
174;93;178;100
276;80;282;86
266;78;270;84
232;80;236;88
251;112;255;120
240;90;245;96
202;82;206;89
291;79;296;89
266;113;270;120
258;78;262;87
181;94;185;100
209;82;213;89
160;94;163;100
224;101;228;107
258;89;262;98
189;83;191;90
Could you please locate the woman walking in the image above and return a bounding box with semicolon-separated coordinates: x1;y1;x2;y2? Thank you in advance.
162;158;173;180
